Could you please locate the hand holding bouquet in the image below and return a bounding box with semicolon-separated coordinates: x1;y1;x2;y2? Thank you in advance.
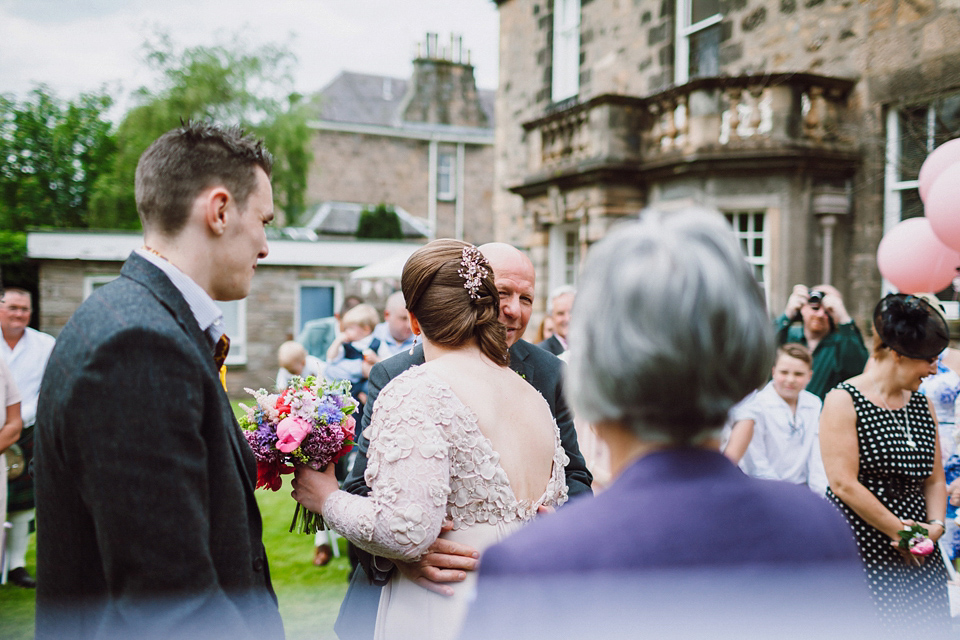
239;376;357;533
893;522;935;566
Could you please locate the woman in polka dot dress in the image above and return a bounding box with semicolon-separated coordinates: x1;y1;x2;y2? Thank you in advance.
821;294;950;629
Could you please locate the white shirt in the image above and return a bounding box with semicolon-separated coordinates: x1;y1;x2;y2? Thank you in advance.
1;326;55;427
275;355;326;391
738;381;828;495
135;248;225;345
372;322;414;358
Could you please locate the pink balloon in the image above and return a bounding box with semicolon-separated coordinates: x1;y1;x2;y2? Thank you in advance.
877;217;960;293
919;138;960;203
926;162;960;251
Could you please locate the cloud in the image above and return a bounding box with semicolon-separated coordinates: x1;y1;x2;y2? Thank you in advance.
0;0;499;106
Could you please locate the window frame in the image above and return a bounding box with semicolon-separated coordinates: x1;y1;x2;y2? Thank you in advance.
551;0;581;103
675;0;723;85
295;280;343;337
436;149;457;202
548;222;580;294
723;210;769;304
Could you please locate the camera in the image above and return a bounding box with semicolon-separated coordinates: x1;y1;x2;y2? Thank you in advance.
807;290;825;306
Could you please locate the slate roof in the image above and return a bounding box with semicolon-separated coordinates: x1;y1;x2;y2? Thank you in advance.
313;71;495;128
298;201;430;238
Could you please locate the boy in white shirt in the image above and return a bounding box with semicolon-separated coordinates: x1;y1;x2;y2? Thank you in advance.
275;341;325;391
724;343;828;494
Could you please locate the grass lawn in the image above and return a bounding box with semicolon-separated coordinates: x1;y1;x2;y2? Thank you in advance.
0;398;353;639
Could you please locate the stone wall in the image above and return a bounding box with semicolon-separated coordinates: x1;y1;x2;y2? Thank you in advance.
308;130;496;244
494;0;960;327
37;260;365;398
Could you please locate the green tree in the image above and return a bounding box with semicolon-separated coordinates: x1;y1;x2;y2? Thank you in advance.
357;204;403;239
0;86;116;231
89;32;313;228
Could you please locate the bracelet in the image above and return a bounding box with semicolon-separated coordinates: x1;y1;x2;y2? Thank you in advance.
927;519;945;531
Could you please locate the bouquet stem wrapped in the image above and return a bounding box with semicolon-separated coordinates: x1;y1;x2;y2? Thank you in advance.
238;376;357;534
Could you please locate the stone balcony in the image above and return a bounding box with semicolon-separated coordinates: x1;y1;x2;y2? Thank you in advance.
512;73;859;197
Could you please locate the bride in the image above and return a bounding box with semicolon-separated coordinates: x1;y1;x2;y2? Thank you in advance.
291;239;568;640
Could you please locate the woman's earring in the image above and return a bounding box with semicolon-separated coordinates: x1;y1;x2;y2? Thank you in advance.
409;333;418;356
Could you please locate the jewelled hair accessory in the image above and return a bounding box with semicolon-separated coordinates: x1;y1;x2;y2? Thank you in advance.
457;246;490;300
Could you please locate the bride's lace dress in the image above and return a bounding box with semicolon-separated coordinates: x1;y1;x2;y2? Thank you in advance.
324;366;569;640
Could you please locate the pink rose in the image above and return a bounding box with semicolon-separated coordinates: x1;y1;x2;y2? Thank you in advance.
910;538;935;556
276;416;311;453
342;415;356;440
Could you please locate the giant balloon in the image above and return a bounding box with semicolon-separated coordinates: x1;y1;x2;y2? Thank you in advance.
877;217;960;293
919;137;960;203
925;162;960;251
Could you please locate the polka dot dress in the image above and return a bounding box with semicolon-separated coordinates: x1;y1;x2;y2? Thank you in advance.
826;383;950;628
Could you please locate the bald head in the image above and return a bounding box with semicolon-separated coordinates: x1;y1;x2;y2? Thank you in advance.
479;243;535;346
384;291;412;343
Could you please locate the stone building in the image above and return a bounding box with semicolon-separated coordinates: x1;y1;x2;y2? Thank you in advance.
27;230;422;394
492;0;960;328
306;33;497;244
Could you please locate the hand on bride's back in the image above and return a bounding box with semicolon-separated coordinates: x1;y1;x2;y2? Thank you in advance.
393;520;480;597
291;464;339;513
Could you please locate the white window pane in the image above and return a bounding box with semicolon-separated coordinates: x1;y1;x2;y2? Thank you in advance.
552;0;581;102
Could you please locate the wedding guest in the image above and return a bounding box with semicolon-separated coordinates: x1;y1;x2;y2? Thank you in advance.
463;208;870;639
325;304;383;405
370;292;415;358
776;283;869;399
275;340;325;391
914;294;960;563
298;295;363;361
292;239;569;640
33;123;284;639
534;316;554;344
0;349;22;548
0;287;55;589
537;286;574;355
821;293;951;629
723;343;828;494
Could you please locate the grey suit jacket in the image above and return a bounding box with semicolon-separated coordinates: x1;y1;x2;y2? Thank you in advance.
34;253;284;640
536;334;565;356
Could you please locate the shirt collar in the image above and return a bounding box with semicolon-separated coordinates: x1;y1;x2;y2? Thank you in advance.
135;248;225;342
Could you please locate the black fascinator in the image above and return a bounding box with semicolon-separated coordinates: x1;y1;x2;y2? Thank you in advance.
873;294;949;360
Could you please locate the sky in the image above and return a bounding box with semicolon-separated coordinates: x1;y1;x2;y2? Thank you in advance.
0;0;501;115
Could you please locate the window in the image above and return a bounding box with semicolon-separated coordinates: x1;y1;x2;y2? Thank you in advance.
676;0;722;85
297;282;340;335
548;222;580;293
216;300;247;366
83;274;118;299
437;150;456;201
724;211;768;303
552;0;581;102
884;94;960;233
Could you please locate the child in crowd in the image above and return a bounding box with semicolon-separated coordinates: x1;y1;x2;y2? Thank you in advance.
724;343;827;494
325;303;384;404
275;340;325;391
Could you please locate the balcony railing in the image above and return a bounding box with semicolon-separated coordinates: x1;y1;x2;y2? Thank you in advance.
515;73;857;195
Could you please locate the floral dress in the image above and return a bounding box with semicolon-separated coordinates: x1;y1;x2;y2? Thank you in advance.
323;366;569;640
826;383;950;629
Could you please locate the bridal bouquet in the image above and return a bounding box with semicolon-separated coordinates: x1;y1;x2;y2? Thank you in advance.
239;376;357;533
897;523;935;556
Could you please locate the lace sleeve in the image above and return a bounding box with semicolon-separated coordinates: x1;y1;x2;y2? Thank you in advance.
322;371;452;561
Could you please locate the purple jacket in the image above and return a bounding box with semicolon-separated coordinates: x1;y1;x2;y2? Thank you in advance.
462;449;879;640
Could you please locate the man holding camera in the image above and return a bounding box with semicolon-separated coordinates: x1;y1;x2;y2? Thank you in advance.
775;284;869;399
